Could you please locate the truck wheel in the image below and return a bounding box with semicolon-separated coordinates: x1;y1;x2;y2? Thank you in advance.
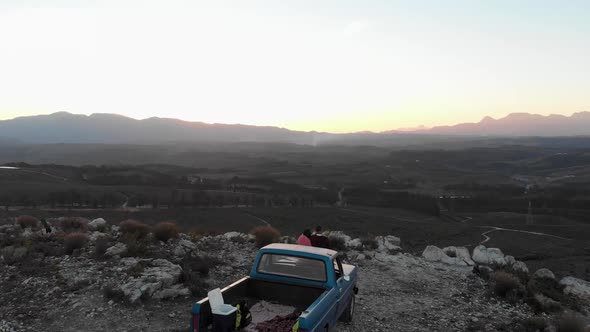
340;295;355;322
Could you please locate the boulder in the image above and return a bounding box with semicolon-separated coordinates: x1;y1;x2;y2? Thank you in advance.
474;265;494;280
346;238;363;250
560;276;590;300
375;235;401;252
442;246;475;266
505;255;516;266
533;268;556;281
511;261;529;275
173;239;197;257
472;245;506;266
326;231;352;243
153;285;190;300
105;243;127;257
422;245;469;266
88;218;107;231
120;259;184;303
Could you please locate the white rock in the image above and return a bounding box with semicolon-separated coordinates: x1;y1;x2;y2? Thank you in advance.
346;238;363;250
222;231;243;240
472;245;506;266
88;218;107;230
105;243;127;257
326;231;352;243
504;255;516;266
533;268;555;280
375;235;401;252
153;285;190;300
560;276;590;299
422;245;468;266
511;261;529;275
442;246;475;266
356;253;366;260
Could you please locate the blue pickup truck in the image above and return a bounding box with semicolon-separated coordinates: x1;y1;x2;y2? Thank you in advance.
190;243;358;332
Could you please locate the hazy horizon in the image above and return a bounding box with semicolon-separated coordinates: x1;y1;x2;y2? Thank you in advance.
1;0;589;133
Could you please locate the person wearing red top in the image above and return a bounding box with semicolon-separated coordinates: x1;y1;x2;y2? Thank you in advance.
297;229;312;246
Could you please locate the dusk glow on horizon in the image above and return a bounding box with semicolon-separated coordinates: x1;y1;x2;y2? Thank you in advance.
1;0;589;133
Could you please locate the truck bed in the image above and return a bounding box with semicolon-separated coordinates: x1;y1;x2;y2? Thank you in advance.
194;277;326;331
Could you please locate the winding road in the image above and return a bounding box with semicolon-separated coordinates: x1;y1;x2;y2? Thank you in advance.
479;226;571;244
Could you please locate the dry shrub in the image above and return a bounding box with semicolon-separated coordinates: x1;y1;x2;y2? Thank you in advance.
153;221;179;243
123;238;151;258
17;215;39;229
520;316;548;332
63;232;89;255
94;235;112;258
493;271;524;299
361;238;378;250
180;256;219;297
119;219;150;240
555;313;587;332
328;236;346;251
60;217;88;233
250;226;280;248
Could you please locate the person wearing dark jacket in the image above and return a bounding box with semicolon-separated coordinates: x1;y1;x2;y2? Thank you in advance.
310;226;330;249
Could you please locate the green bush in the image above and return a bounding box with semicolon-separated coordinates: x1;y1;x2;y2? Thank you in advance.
94;235;112;258
152;221;179;243
250;226;280;248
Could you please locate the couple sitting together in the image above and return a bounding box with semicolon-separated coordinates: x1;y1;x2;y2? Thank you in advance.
297;226;331;249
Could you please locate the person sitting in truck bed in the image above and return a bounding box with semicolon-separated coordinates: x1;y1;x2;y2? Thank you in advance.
296;229;312;246
310;226;330;249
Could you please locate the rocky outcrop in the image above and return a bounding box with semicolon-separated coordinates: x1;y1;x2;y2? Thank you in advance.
472;245;506;266
375;235;402;253
422;245;473;266
173;239;197;257
88;218;107;231
119;258;186;303
560;276;590;300
105;243;127;257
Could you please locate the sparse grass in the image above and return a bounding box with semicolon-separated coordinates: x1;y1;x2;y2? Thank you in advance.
493;271;524;300
60;217;88;233
119;219;150;240
63;232;89;255
328;236;346;251
17;215;39;229
250;225;280;248
555;313;587;332
152;221;179;243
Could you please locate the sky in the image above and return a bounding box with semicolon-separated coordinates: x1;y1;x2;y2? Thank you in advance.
0;0;589;133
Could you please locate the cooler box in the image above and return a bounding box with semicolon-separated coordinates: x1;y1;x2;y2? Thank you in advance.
208;288;237;332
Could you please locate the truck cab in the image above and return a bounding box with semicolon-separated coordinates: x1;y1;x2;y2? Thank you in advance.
190;243;358;332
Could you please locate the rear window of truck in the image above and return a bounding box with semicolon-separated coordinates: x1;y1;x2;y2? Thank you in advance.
257;253;327;282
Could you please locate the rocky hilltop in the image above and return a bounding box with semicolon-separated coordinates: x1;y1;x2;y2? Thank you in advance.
0;216;589;332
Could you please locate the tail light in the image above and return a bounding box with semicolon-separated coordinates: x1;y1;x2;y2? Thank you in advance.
192;314;200;332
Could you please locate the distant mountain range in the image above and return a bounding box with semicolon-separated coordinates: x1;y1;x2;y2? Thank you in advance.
419;112;590;136
0;111;588;145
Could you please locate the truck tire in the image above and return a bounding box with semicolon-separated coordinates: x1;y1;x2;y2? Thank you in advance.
340;295;355;322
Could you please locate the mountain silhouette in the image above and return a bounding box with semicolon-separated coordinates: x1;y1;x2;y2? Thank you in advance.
0;111;589;145
419;112;590;136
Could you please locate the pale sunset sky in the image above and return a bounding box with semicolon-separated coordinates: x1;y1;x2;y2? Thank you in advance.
0;0;588;133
